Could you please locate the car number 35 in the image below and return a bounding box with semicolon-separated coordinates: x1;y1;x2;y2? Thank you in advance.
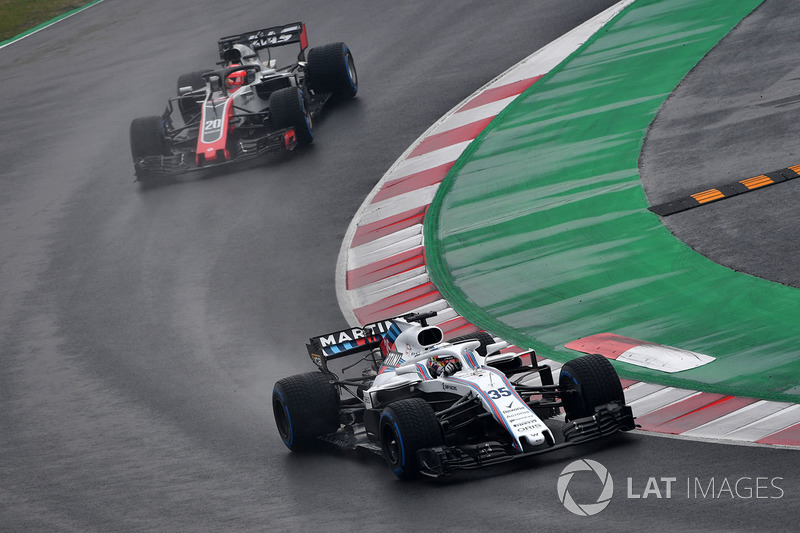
487;387;512;400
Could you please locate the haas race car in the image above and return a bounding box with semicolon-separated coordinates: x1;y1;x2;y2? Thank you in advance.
272;311;636;479
129;22;357;183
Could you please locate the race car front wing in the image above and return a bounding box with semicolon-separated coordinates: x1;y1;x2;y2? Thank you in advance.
416;402;636;478
134;127;297;178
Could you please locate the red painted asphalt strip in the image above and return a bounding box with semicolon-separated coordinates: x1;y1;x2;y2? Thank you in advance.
457;76;543;112
408;117;494;158
565;333;645;359
353;282;441;324
637;394;760;434
346;247;425;290
757;423;800;446
371;162;454;204
350;206;427;247
437;316;480;337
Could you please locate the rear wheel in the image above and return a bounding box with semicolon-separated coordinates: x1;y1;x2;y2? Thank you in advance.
306;42;358;99
448;331;494;356
272;372;340;451
177;70;210;124
269;87;313;146
379;398;443;480
559;354;625;420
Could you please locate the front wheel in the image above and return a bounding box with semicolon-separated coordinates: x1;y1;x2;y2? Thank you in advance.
559;354;626;420
177;69;210;124
379;398;443;480
130;115;167;160
269;87;313;146
272;372;340;451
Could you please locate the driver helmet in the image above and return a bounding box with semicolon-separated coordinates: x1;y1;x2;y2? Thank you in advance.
226;64;247;90
428;356;460;377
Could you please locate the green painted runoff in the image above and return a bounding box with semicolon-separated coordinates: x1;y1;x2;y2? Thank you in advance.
424;0;800;403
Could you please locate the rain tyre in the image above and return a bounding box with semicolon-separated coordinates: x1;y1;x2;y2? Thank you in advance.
272;372;340;451
269;87;313;146
130;115;168;159
177;70;210;124
448;331;495;357
379;398;443;480
306;42;358;99
559;354;625;420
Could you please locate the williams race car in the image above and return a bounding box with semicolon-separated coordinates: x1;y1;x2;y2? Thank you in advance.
272;311;636;479
129;22;357;183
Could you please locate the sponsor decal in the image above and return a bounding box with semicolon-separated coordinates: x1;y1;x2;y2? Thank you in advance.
318;327;366;347
315;320;394;348
247;24;303;48
200;99;232;145
382;352;404;368
364;320;394;336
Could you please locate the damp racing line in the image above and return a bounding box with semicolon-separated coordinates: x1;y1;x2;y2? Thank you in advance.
649;164;800;216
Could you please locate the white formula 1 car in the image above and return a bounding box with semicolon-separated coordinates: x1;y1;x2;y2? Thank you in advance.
272;312;635;479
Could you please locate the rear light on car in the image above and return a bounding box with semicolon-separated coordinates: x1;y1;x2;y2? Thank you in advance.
284;129;297;151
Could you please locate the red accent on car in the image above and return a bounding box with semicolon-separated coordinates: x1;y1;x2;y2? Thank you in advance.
299;23;308;50
283;129;297;151
196;97;235;165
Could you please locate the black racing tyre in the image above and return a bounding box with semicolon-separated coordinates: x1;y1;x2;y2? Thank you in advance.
559;354;626;421
269;86;313;146
130;116;167;159
447;331;495;357
272;372;340;452
306;42;358;99
379;398;443;480
177;70;210;124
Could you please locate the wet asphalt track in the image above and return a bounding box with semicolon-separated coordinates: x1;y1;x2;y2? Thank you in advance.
0;0;797;531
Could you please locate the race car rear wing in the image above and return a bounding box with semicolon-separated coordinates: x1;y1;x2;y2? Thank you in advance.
218;22;309;60
306;320;397;370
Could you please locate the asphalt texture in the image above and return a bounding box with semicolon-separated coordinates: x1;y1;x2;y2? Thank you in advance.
641;0;800;288
0;0;797;531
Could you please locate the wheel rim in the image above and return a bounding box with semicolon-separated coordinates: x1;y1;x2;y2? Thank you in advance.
273;396;292;443
304;104;312;132
345;52;357;88
381;424;401;466
298;92;313;138
559;369;585;418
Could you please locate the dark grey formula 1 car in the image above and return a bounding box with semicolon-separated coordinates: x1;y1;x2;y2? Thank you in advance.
272;311;636;479
129;22;357;184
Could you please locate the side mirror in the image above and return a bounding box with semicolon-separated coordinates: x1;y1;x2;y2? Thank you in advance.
209;76;222;92
485;341;508;355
